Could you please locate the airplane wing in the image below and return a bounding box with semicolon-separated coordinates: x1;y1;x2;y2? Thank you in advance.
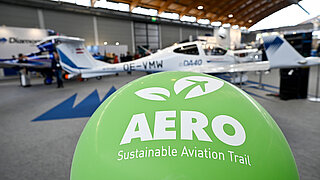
189;61;270;73
0;58;51;69
35;35;84;46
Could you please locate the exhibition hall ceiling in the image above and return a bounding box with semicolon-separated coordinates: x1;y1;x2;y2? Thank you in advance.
107;0;299;27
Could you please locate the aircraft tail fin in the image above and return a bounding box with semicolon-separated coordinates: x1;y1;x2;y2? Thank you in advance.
55;37;107;74
262;35;306;68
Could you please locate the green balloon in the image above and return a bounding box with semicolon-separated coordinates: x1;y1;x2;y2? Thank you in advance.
70;71;299;180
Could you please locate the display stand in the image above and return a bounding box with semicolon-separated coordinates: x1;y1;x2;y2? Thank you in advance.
19;70;31;87
239;72;243;89
308;64;320;102
258;71;264;89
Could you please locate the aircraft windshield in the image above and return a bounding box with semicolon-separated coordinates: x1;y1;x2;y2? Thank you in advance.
202;45;227;56
173;44;199;55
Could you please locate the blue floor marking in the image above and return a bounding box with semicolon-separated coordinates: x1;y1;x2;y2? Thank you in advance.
246;80;279;89
215;75;231;81
32;86;117;121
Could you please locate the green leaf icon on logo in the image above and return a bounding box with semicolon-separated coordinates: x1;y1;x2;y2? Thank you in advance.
174;76;224;99
135;87;170;101
135;76;224;101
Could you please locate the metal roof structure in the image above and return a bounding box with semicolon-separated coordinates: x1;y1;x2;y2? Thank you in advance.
94;0;301;27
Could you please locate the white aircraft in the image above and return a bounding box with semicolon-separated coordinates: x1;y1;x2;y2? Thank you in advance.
38;35;319;79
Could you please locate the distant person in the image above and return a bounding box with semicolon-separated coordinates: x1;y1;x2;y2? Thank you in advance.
125;51;133;62
258;44;268;61
317;43;320;57
125;52;133;75
120;53;125;63
17;53;28;74
134;53;140;60
114;54;119;64
52;51;63;88
18;53;28;63
12;55;18;70
113;54;119;76
17;53;30;87
93;52;104;61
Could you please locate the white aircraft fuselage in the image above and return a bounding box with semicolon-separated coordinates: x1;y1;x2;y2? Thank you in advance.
69;41;260;78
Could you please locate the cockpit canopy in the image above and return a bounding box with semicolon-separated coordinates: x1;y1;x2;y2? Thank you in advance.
173;44;199;55
202;44;227;56
172;42;228;56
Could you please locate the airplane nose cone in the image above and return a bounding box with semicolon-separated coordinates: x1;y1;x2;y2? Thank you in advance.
70;71;299;180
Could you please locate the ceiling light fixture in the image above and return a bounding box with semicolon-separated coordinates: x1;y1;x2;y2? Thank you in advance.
228;14;233;18
248;19;252;23
232;25;239;29
211;21;222;26
197;5;203;10
222;23;231;28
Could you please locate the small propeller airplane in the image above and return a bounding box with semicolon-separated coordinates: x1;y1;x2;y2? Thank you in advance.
45;35;263;80
50;35;319;81
0;36;105;84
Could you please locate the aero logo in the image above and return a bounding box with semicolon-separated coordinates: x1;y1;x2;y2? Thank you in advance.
122;76;245;146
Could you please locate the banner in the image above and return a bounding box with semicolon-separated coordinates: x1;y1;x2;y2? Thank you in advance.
0;26;47;58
